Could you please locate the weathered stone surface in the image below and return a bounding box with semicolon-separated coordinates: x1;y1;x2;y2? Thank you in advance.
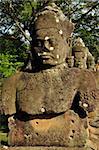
7;110;87;146
1;66;99;148
34;2;74;39
66;56;74;68
0;1;99;149
2;67;98;116
93;71;99;89
0;146;92;150
72;37;95;70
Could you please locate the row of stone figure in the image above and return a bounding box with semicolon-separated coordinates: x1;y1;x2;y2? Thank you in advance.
0;1;99;149
25;37;99;72
66;37;99;71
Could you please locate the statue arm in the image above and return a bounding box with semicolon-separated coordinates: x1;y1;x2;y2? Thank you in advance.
87;90;99;148
79;89;99;148
1;73;20;116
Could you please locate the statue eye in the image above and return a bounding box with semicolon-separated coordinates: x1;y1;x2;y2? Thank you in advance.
48;39;55;46
36;39;43;47
44;39;53;48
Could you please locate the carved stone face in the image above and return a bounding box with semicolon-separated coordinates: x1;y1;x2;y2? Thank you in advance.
74;51;87;69
33;28;68;66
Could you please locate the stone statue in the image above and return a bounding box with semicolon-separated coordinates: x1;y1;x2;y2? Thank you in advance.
66;56;74;68
72;37;95;70
1;2;99;150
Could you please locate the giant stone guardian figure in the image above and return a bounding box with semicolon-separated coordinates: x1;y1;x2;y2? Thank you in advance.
72;37;95;70
1;2;99;150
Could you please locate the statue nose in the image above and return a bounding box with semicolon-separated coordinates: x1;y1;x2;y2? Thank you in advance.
44;41;54;52
44;41;50;51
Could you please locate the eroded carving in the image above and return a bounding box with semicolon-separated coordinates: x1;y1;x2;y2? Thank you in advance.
1;2;99;149
72;37;95;70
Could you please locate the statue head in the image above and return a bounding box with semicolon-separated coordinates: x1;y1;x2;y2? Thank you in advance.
74;37;85;47
31;3;74;69
72;37;87;68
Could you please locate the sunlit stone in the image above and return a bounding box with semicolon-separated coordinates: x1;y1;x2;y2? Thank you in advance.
43;52;47;55
43;60;46;62
50;47;54;51
56;54;59;59
83;103;88;108
38;53;41;56
56;18;59;23
3;146;8;149
59;30;63;35
41;107;46;112
45;36;49;40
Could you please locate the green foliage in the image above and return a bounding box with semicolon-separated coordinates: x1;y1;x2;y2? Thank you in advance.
0;132;8;145
20;1;37;22
75;28;99;58
0;115;8;146
57;0;99;60
0;37;28;77
0;54;23;77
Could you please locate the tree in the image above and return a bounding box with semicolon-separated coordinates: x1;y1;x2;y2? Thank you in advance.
0;0;33;77
0;0;99;77
56;0;99;58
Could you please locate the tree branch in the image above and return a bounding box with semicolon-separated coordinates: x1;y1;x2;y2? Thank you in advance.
14;19;31;42
6;1;32;42
0;35;17;40
75;2;99;24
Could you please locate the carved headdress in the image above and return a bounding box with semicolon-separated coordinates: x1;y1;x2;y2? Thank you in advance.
30;2;75;70
32;2;74;40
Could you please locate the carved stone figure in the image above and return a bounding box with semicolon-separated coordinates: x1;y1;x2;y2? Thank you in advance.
66;56;74;68
1;2;99;150
72;37;95;70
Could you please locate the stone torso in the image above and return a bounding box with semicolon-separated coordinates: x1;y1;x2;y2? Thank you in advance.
16;65;80;115
1;65;99;148
1;1;99;148
7;66;88;147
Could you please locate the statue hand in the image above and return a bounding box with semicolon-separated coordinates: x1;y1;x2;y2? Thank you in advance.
8;116;16;130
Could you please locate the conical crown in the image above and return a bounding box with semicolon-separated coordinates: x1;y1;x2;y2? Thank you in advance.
33;2;74;39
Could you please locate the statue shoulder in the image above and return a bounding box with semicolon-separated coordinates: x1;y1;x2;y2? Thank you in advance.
2;71;22;89
1;71;22;115
92;71;99;89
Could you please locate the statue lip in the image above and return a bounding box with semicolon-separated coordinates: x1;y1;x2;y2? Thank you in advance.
41;55;53;59
38;52;54;59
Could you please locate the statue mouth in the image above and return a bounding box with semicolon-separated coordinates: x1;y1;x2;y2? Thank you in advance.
41;55;52;60
38;52;54;59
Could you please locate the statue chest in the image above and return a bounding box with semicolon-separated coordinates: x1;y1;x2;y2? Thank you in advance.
16;70;77;115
